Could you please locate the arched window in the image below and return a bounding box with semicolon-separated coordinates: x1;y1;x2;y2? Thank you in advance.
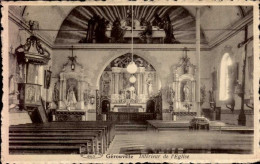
219;53;233;101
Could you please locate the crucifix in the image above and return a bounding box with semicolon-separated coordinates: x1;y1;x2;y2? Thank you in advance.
237;25;253;126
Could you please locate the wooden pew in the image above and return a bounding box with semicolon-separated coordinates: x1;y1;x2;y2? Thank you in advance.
9;131;98;154
9;121;115;154
10;121;115;150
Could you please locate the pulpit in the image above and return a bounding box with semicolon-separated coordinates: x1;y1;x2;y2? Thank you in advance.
14;31;51;123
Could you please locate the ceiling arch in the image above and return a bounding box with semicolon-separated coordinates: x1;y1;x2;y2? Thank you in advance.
55;6;207;44
19;5;252;45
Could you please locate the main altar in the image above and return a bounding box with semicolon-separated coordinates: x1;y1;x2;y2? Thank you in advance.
96;53;162;122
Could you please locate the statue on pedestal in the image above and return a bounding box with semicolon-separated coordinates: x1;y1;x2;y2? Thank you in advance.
53;82;59;107
66;86;77;109
111;17;126;43
80;14;99;43
183;82;190;102
139;21;152;43
95;17;109;43
146;74;153;97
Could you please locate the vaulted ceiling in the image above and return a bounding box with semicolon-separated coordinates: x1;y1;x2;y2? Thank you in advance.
11;5;253;45
55;6;206;44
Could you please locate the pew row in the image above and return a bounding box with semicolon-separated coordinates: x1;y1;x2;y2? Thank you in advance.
9;121;115;154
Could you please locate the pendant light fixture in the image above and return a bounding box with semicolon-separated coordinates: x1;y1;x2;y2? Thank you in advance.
129;74;137;83
126;5;138;74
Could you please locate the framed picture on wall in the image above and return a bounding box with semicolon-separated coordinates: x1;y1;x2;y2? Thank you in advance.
44;70;52;89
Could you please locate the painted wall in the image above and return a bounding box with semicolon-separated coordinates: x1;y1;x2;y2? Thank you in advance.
208;23;254;126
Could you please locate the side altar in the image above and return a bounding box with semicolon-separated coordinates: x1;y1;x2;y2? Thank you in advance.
53;52;91;121
169;49;197;119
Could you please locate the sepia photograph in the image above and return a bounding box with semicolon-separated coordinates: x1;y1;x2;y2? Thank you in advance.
2;1;259;163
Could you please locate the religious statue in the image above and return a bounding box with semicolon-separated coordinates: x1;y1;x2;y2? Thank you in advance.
163;15;174;43
132;91;136;102
9;75;17;95
147;82;153;97
139;21;152;43
101;72;111;96
163;14;180;44
126;90;131;99
26;86;35;102
126;8;132;26
111;17;126;43
183;82;190;102
66;86;77;108
119;91;125;103
209;88;214;102
152;13;164;29
200;85;206;105
167;87;175;103
126;90;131;106
95;17;109;43
18;64;24;81
80;14;99;43
140;17;147;26
146;74;153;96
53;82;59;107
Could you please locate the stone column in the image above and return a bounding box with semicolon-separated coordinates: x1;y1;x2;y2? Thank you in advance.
78;81;81;101
115;74;119;94
110;72;114;94
111;67;121;103
79;79;85;110
112;67;121;94
143;73;147;95
139;67;145;94
63;78;67;101
137;73;140;95
196;7;201;116
177;81;181;110
58;75;64;109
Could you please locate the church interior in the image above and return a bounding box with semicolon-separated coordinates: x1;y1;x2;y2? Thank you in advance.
7;5;255;154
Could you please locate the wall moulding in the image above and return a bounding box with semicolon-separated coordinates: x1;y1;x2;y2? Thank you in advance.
8;9;54;48
208;11;253;49
52;44;210;51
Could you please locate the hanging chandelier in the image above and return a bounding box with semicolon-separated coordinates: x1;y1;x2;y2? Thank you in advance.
126;5;138;75
129;74;136;83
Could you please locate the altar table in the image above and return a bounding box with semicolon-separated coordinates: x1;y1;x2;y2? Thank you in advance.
54;110;86;121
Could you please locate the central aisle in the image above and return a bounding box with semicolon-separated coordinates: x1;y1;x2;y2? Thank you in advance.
107;129;253;154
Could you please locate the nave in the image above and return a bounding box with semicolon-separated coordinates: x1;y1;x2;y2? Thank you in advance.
6;5;256;159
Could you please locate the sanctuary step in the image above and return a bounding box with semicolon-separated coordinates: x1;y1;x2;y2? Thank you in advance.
9;121;115;154
147;120;190;131
115;123;148;132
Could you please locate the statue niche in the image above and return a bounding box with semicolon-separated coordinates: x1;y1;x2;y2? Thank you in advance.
182;80;191;102
65;78;78;109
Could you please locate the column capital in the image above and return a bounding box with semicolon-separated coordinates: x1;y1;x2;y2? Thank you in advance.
138;67;146;73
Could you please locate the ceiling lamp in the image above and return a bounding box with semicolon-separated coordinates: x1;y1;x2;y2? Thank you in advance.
126;5;138;74
129;74;137;83
130;86;135;91
69;46;76;71
127;62;138;74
